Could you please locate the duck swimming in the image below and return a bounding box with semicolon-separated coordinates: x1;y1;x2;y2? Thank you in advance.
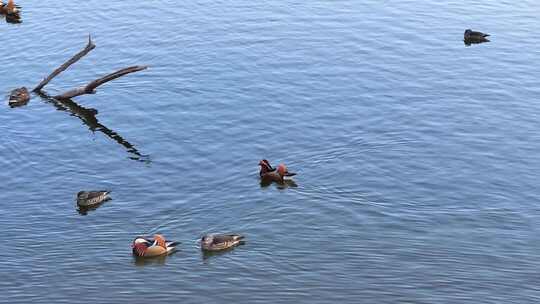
1;0;18;15
259;160;296;183
464;29;490;44
201;233;245;251
8;87;30;107
76;190;111;208
132;234;178;257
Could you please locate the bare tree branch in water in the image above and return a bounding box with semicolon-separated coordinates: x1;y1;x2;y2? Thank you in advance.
33;35;148;101
54;65;148;100
35;91;150;163
33;35;96;92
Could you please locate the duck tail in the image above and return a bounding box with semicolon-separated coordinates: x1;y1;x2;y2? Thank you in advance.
167;241;181;247
166;241;179;253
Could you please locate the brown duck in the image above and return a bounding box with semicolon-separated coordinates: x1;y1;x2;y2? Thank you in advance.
1;0;18;15
259;159;296;183
201;234;245;251
76;190;111;208
464;29;490;44
8;87;30;107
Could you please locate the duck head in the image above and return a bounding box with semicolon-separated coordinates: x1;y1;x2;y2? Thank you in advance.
464;29;472;36
76;191;85;199
201;235;214;247
132;237;150;256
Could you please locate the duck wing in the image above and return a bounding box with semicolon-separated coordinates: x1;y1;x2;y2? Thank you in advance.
470;30;489;37
86;190;110;199
212;234;244;244
80;191;110;205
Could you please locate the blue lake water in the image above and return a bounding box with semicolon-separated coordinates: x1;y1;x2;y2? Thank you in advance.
2;0;540;302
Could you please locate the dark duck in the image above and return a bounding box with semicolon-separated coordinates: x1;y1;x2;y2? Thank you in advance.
8;87;30;107
464;29;490;45
259;159;296;184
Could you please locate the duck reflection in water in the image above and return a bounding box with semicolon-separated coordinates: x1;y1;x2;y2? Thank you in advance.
77;203;107;215
201;245;245;262
132;253;170;266
37;92;150;162
260;178;298;189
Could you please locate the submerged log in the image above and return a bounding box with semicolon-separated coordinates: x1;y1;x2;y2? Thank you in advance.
53;65;148;100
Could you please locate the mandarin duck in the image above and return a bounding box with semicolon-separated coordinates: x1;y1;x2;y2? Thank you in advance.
132;234;178;257
259;159;296;183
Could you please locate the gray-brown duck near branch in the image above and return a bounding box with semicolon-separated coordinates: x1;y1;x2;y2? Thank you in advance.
8;87;30;107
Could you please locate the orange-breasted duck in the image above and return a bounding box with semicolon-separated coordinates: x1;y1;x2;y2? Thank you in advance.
1;0;18;15
132;234;178;258
259;159;296;183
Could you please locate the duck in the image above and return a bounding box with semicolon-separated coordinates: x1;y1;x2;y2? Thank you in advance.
76;190;111;208
8;87;30;107
464;29;490;42
132;234;178;257
201;233;245;251
1;0;18;15
259;160;296;183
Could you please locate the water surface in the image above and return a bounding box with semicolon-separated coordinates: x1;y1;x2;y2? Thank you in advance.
2;0;540;303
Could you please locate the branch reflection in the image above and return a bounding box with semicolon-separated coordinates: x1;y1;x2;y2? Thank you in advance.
37;92;150;163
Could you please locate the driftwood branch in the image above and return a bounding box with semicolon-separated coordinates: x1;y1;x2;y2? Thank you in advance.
53;65;148;100
33;35;96;92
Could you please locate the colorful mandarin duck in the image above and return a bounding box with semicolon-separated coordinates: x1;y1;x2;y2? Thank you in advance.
201;234;245;251
76;190;111;208
1;0;18;15
132;234;178;257
259;159;296;183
